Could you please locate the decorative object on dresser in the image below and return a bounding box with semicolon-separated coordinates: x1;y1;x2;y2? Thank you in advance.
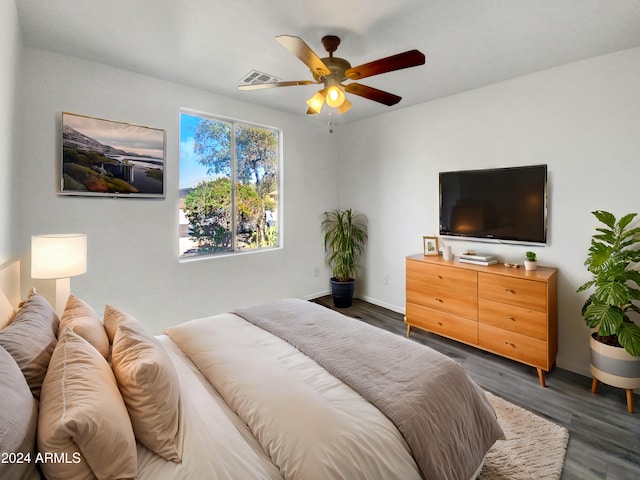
459;251;498;266
321;209;368;308
577;210;640;412
442;243;453;261
405;254;558;386
422;236;438;256
524;251;538;271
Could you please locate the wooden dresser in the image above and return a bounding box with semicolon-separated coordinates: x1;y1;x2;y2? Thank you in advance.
405;254;558;386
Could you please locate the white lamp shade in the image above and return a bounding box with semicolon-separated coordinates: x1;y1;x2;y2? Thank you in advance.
31;234;87;279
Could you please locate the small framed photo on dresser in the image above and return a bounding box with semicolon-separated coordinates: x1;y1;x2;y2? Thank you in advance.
423;236;439;256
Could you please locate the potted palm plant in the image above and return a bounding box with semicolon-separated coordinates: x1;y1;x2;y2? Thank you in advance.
321;209;368;308
577;210;640;412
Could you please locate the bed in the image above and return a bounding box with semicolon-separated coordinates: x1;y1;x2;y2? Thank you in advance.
0;260;504;480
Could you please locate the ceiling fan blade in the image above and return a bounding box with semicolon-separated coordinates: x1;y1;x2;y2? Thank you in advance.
345;49;425;80
345;83;402;106
238;80;317;90
275;35;331;77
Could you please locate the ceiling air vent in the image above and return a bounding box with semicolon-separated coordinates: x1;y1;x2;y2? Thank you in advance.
240;70;281;85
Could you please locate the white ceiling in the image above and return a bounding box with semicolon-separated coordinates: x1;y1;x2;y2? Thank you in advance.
14;0;640;124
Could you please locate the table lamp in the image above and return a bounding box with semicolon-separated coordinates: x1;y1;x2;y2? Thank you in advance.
31;233;87;318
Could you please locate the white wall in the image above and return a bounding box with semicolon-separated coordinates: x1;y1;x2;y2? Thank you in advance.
0;0;21;265
336;47;640;376
14;48;337;333
11;37;640;376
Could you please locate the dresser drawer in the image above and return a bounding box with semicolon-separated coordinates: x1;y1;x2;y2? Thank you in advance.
407;302;478;345
478;273;547;312
479;299;547;341
406;288;477;320
479;323;548;369
407;260;477;297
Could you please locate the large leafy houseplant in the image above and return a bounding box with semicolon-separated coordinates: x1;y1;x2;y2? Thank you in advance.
321;209;368;282
577;210;640;356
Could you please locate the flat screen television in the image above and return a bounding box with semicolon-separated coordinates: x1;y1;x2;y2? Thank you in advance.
439;164;548;245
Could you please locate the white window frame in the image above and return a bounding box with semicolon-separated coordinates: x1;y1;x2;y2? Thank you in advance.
178;109;283;261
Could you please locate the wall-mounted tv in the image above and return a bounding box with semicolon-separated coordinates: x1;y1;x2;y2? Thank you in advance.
439;164;548;245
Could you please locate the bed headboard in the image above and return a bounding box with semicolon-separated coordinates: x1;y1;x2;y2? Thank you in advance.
0;259;21;309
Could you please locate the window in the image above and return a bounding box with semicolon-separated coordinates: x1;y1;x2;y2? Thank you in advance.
179;111;280;258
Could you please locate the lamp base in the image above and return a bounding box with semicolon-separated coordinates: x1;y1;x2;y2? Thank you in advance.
54;277;71;319
33;277;70;319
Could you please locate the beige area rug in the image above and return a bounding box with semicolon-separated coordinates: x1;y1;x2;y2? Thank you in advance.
479;392;569;480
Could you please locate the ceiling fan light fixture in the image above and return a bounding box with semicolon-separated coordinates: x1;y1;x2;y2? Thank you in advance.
338;98;352;115
306;89;326;114
325;84;345;108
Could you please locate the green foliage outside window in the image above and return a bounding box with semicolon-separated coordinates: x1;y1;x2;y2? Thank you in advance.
180;114;280;257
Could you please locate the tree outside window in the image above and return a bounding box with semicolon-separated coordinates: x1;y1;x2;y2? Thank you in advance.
179;112;280;258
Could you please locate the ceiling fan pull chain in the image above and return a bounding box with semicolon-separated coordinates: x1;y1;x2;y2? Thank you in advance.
328;113;334;134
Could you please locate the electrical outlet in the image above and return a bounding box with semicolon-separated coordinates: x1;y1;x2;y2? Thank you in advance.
383;274;389;285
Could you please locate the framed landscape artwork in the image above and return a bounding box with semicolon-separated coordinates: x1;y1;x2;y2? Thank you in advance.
60;112;166;198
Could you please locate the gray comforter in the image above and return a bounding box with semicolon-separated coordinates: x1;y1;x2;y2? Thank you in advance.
235;298;504;480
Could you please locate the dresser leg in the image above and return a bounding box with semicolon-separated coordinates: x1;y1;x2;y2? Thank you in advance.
405;323;411;338
627;389;634;413
537;368;546;387
591;377;599;394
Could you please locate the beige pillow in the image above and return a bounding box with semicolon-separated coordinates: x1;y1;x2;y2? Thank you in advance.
38;329;137;480
59;295;110;359
0;290;58;399
106;305;183;462
0;345;40;480
0;288;15;329
103;302;126;342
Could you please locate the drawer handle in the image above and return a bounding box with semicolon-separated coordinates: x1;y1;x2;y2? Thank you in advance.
436;321;443;326
435;274;443;280
434;297;443;303
507;316;516;321
504;341;516;348
504;288;515;294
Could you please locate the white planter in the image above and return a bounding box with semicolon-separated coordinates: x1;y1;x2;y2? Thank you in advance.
524;260;538;271
590;335;640;389
590;334;640;412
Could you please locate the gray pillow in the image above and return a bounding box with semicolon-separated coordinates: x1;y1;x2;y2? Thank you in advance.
0;345;40;480
0;290;59;399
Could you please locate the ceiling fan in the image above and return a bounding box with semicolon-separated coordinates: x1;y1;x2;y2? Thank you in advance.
238;35;426;115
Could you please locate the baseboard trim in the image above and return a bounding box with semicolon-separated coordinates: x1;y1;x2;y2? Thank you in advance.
357;295;405;315
303;290;330;301
305;291;405;316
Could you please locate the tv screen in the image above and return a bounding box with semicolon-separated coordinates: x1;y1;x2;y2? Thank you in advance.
439;165;547;245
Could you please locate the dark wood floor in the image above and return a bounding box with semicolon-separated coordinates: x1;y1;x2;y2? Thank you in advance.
311;296;640;480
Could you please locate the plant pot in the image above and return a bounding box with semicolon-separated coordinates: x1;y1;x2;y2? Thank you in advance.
590;334;640;389
590;334;640;412
524;260;538;271
330;278;355;308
